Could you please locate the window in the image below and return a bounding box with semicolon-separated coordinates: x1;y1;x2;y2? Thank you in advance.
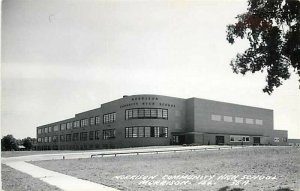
125;127;168;138
52;135;57;142
60;135;65;142
48;127;52;133
48;136;52;142
95;116;100;125
73;133;79;141
230;135;250;142
37;129;42;134
73;121;80;128
90;117;95;125
45;127;48;133
245;118;254;124
138;127;144;137
95;130;100;140
80;132;88;141
60;124;66;131
89;131;94;140
125;108;168;120
66;134;71;142
132;127;138;138
255;119;263;125
224;116;233;122
53;125;59;131
38;138;42;142
103;129;116;139
80;119;88;127
211;114;221;121
145;127;151;137
235;117;243;123
66;122;72;130
103;113;116;124
274;137;280;142
44;137;48;142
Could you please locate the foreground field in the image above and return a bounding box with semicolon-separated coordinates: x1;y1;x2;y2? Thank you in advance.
31;147;300;191
1;164;62;191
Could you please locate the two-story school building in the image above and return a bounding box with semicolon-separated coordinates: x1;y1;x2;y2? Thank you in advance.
36;94;288;150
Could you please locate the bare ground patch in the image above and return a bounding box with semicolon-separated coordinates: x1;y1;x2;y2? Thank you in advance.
31;147;300;191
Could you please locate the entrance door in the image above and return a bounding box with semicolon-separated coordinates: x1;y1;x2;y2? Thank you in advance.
253;137;260;145
216;136;225;145
172;135;185;145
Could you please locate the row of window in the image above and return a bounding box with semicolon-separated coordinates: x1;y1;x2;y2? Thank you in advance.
125;108;168;120
37;113;115;134
230;135;250;142
211;114;263;125
125;126;168;138
37;130;109;142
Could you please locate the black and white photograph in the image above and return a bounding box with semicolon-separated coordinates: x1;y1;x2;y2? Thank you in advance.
1;0;300;190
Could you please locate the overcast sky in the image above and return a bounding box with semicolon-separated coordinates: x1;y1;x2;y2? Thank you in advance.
2;0;300;139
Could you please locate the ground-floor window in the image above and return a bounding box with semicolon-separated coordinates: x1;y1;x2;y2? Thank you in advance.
89;131;94;140
103;129;116;140
230;135;250;142
95;130;100;140
73;133;79;141
80;132;88;141
125;126;168;138
66;134;71;142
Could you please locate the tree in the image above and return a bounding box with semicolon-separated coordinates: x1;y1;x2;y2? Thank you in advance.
226;0;300;94
1;134;18;151
22;137;34;150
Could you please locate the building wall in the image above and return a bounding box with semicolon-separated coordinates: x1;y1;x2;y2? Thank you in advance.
36;94;289;150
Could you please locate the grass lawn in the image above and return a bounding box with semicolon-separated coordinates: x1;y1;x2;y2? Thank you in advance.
30;146;300;191
1;164;62;191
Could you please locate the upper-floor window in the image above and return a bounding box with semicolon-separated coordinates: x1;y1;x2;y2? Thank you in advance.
245;118;254;124
90;117;95;125
73;121;80;128
255;119;263;125
211;114;221;121
103;113;116;124
235;117;243;123
125;108;168;120
103;129;116;139
80;119;88;127
60;123;66;131
48;127;52;133
95;116;101;125
224;116;233;122
37;138;42;142
53;125;59;131
44;127;48;133
37;129;42;134
66;122;72;130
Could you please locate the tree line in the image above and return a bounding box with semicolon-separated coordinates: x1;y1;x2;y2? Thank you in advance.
1;134;36;151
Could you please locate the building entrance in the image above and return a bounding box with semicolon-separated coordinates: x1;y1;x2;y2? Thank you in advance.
253;137;261;145
172;135;185;145
216;136;225;145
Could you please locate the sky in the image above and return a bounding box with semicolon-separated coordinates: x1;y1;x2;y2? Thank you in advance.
1;0;300;139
